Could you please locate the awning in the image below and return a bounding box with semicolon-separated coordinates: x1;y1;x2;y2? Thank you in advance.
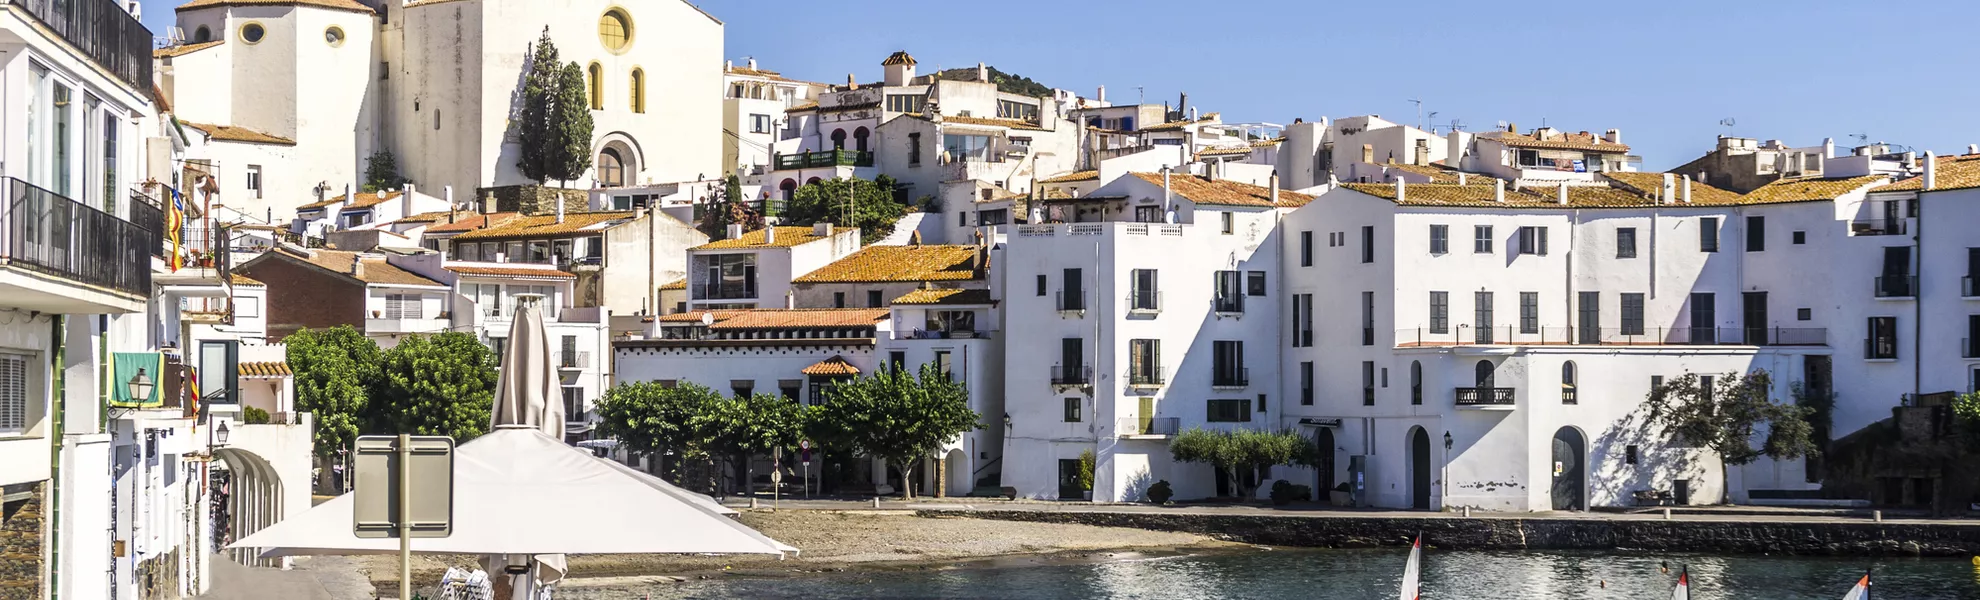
801;356;860;376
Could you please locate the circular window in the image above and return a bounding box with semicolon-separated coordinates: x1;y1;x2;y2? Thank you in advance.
597;9;632;52
325;26;345;47
193;25;212;43
239;22;265;44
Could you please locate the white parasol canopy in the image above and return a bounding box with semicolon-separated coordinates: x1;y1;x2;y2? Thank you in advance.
489;295;562;438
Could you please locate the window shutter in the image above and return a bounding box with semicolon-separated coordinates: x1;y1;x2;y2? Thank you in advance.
1538;227;1549;255
0;354;25;431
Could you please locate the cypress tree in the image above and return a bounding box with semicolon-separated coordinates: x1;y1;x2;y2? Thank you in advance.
516;28;561;184
550;61;596;183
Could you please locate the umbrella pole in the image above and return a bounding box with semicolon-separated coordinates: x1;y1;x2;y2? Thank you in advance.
399;433;412;600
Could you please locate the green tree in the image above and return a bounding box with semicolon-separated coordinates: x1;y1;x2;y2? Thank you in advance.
696;174;764;240
1077;449;1095;492
549;62;595;182
782;175;907;243
363;150;405;192
700;393;808;496
594;381;723;486
515;30;594;185
370;332;496;441
284;325;381;494
811;364;980;499
1169;428;1319;501
1644;369;1819;504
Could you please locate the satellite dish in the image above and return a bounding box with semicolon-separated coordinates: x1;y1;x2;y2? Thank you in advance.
700;312;714;326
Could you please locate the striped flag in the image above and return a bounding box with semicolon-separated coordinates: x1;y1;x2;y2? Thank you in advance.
168;187;186;272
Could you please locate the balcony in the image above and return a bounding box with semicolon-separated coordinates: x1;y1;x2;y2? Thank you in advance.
1211;368;1249;389
896;329;993;340
1056;290;1086;315
1873;275;1917;299
1394;326;1828;347
1963;276;1977;299
774;150;873;170
365;316;448;335
1864;338;1898;361
1050;364;1091;387
695;282;758;301
1965;338;1977;359
1;177;158;313
1850;218;1907;236
1455;387;1516;408
1126;366;1164;387
1118;417;1180;439
1212;295;1245;315
556;350;591;370
6;0;154;94
1127;290;1162;314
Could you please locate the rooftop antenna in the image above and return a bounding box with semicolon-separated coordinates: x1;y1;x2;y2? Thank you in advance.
1850;132;1869;146
1448;118;1467;132
1407;98;1424;130
1719;117;1737;137
1136;86;1145;105
1427;111;1439;134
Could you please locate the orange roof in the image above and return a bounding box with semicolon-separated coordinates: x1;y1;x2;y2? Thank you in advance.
659;278;687;291
892;288;994;306
182;122;294;146
1343;179;1753;209
937;115;1048;131
1479;129;1629;153
395;211;460;224
245;248;445;287
881;51;917;66
239;362;292;377
154;40;222;59
1038;170;1099;184
452;212;637;242
658;309;749;323
694;226;838;250
1127;172;1314;208
705;309;889;331
228;273;264;287
299;190;404;211
1872;153;1980;193
801;356;861;376
793;245;982;284
1379;162;1501;186
1741;175;1889;204
1600;172;1743;205
444;265;575;279
424;212;522;234
177;0;374;12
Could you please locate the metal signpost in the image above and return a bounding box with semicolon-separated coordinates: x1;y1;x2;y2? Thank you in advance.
771;447;782;509
800;440;812;499
354;434;455;600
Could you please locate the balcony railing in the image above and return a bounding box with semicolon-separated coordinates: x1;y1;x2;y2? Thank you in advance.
896;329;993;340
6;0;154;95
1395;326;1828;347
1849;218;1907;236
1864;337;1898;360
1212;295;1245;314
1126;366;1164;386
774;150;873;170
1050;364;1091;386
556;350;591;370
695;282;757;300
2;177;158;297
1874;275;1917;298
1118;417;1180;437
1057;290;1086;313
1965;276;1978;298
1211;368;1249;388
1127;289;1162;313
1455;387;1516;406
1965;338;1978;359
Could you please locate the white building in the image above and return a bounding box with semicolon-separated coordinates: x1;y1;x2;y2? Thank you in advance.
723;59;824;179
685;225;861;310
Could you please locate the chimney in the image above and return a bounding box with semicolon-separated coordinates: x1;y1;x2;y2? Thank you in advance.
1556;182;1569;205
785;290;795;309
1361;144;1374;164
1681;175;1693;203
1824;137;1837;159
1457;173;1467;185
1923;151;1937;190
1268;173;1280;205
727;223;744;239
1661;173;1675;204
813;222;833;237
556;195;566;224
342;184;353;206
1413;139;1430;166
1507;122;1517;133
350;260;364;278
1968;144;1978;156
846;73;857;90
482;191;496;214
405;183;415;202
442;185;454;210
975;62;988;82
747;57;757;70
1190;106;1199;122
1604;129;1621;145
1395;179;1406;203
1493;178;1505;203
909;229;922;245
1096;85;1106;104
765;226;777;245
1162;168;1173;213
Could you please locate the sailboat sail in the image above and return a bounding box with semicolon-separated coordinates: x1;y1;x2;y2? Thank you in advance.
1841;572;1870;600
1399;535;1422;600
1670;569;1689;600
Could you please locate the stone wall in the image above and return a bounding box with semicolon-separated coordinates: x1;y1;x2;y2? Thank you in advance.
478;185;588;217
938;509;1980;557
0;485;44;600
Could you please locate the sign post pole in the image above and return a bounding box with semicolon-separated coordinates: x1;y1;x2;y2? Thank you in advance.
398;433;411;600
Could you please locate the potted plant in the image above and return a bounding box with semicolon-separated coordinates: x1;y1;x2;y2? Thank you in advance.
1146;480;1174;505
372;310;382;318
1078;450;1095;501
1330;482;1352;507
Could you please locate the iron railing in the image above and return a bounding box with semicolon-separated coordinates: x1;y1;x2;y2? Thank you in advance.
1965;338;1977;359
1964;276;1977;298
1127;289;1161;313
1056;290;1085;313
1118;417;1180;437
1050;364;1091;386
556;350;591;369
695;282;757;300
1212;295;1245;314
773;150;873;169
1874;275;1917;298
1126;366;1164;386
1394;326;1828;347
1211;368;1249;388
1865;337;1898;360
1455;387;1516;406
2;177;157;297
6;0;154;95
1849;218;1906;236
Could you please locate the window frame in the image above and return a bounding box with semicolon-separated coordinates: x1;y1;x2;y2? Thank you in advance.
1474;225;1494;254
1429;224;1448;255
1700;217;1720;252
1206;399;1251;422
1616;227;1637;258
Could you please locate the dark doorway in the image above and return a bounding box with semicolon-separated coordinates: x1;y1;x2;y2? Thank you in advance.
1743;291;1768;345
1551;427;1585;510
1474;360;1494;389
1673;478;1691;505
1410;427;1432;509
1057;459;1083;500
1689;292;1716;344
1314;428;1336;495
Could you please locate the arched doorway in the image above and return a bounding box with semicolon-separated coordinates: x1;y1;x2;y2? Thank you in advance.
806;177;821;186
830;129;847;150
1551;426;1586;510
1409;427;1432;509
853;126;870;152
1474;359;1495;389
778;178;797;201
213;447;286;568
597;148;625;187
945;449;969;497
1314;427;1336;495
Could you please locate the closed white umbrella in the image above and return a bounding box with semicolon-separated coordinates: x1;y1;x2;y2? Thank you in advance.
490;297;562;438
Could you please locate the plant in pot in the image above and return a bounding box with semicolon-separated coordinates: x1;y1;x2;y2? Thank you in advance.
1329;482;1352;507
1077;449;1095;501
1146;480;1173;505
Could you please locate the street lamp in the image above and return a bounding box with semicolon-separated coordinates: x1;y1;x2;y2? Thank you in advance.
1443;431;1453;451
214;421;231;446
127;368;154;404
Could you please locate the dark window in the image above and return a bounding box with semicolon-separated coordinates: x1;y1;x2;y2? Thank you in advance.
1792;231;1806;245
1128;339;1161;384
1247;271;1267;296
867;290;883;308
1430;291;1448;334
1867;316;1898;359
1221;212;1234;234
1798;308;1811;321
1516;226;1549;256
1036;274;1046;296
833;292;845;308
908;133;922;165
1063;397;1081;422
1213;341;1246;386
1474;225;1494;253
1520;292;1539;334
1700;217;1720;252
1361;291;1375;346
1360;225;1375;263
1300;231;1313;266
888;351;906;372
1562;361;1578;404
1207;399;1250;422
1746;215;1765;252
1429;224;1448;254
1214;271;1245;312
1362;361;1375;406
731;380;754;398
1701;375;1715;403
1577;291;1600;343
1410;361;1422;405
1292;294;1314;347
1621;293;1646;336
1299;362;1314;405
1257;393;1267;413
1625;445;1639;465
1130;269;1160;311
1475;291;1494;343
1690;293;1716;343
1617;227;1637;258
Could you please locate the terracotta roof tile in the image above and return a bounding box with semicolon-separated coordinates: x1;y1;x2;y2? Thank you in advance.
693;226;836;250
1342;182;1657;208
1479;130;1629;153
881;51;917;66
239;362;292;377
395;211;459;224
250;247;445;287
892;288;994;306
1741;175;1889;204
1138;119;1208;133
451;211;636;242
794;245;982;283
177;0;373;12
154;40;222;59
444;265;576;279
229;273;264;287
801;356;861;376
658;309;748;323
937;115;1048;131
1194;145;1254;159
659;278;686;291
424;212;522;234
787;100;820;112
183;122;294;146
1601;172;1743;205
705;309;889;330
1127;173;1314;208
1872;154;1980;193
1038;170;1099;184
1379;162;1499;185
298;190;404;211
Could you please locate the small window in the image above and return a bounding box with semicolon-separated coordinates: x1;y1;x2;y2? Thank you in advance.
1616;227;1637;258
380;61;390;80
1360;225;1375;263
1221;212;1234;234
1206;399;1251;422
1246;271;1267;296
587;62;605;110
239;22;266;44
1562;361;1578;404
1063;398;1081;422
1257;394;1267;413
1516;226;1549;256
1797;308;1812;321
1035;274;1046;296
1409;361;1422;405
1625;445;1639;465
749;114;772;134
1299;361;1313;405
866;290;883;308
1429;224;1448;254
1745;215;1765;252
1362;361;1375;406
630;68;646;113
1793;231;1806;245
832;292;845;308
193;25;212;43
1300;231;1313;266
598;8;633;52
1474;225;1494;254
324;26;345;47
1700;217;1720;252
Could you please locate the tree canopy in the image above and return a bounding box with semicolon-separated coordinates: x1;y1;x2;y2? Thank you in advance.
931;65;1053;98
285;326;378;461
1169;428;1319;501
363;150;405;192
696;174;763;240
515;28;594;184
782;176;907;243
370;331;497;441
810;364;980;498
1644;369;1819;503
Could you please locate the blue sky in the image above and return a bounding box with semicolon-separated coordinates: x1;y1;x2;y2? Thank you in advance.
139;0;1980;169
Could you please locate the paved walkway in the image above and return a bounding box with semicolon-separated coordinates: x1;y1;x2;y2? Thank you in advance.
198;554;376;600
